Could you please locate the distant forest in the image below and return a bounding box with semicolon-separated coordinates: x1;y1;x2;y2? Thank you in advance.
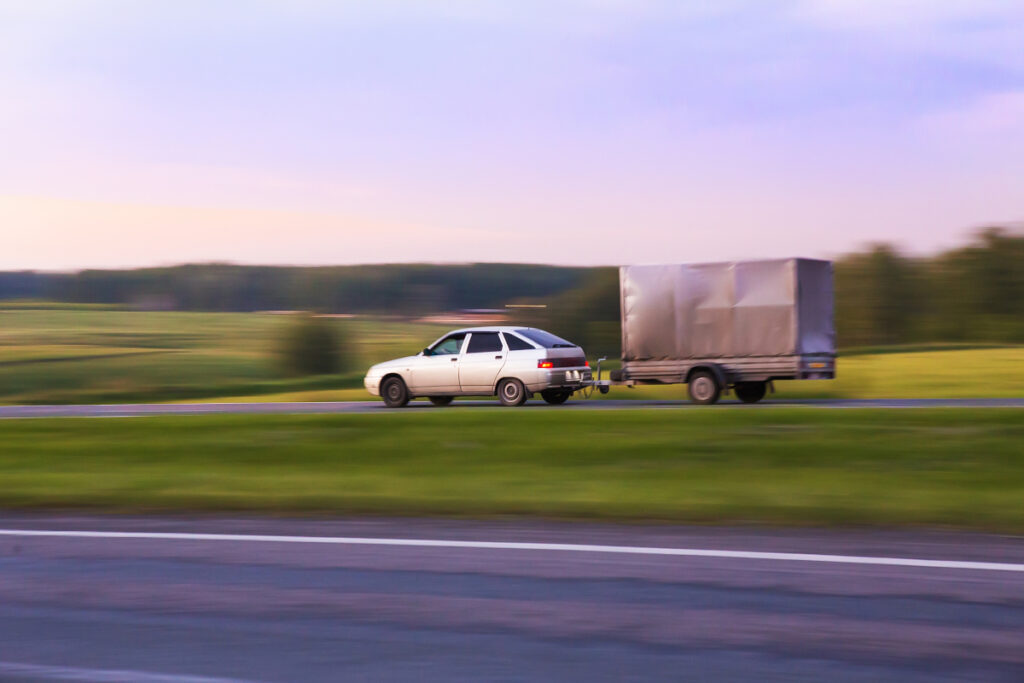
833;228;1023;348
0;263;596;315
2;228;1021;351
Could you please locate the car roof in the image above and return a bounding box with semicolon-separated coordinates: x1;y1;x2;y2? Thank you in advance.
446;326;538;335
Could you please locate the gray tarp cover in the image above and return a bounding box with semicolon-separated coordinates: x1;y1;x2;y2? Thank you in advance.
620;259;834;361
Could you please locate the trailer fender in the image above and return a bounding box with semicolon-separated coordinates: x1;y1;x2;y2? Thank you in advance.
685;364;727;389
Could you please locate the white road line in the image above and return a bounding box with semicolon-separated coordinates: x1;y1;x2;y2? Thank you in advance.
2;528;1023;572
0;661;257;683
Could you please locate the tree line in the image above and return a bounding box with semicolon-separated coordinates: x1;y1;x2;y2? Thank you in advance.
0;263;591;315
2;228;1020;351
834;228;1023;348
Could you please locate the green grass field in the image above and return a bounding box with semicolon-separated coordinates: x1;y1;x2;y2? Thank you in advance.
1;303;1022;404
0;305;449;404
1;409;1022;530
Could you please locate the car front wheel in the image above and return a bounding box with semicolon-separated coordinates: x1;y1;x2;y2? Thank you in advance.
381;376;410;408
497;378;528;406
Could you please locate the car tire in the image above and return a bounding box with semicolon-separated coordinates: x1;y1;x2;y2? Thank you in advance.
687;370;721;405
381;376;410;408
540;389;571;405
497;378;528;406
733;381;767;404
428;396;454;406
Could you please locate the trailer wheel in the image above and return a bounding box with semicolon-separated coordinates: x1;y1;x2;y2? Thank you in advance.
687;371;721;405
541;389;571;405
734;381;767;404
428;396;454;406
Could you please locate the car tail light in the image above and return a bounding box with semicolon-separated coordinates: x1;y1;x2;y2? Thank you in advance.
538;358;587;369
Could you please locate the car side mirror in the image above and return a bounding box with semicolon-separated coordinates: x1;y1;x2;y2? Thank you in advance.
421;348;433;357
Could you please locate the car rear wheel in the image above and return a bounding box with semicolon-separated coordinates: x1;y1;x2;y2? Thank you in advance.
687;371;721;405
498;378;527;406
381;376;409;408
541;389;572;405
428;396;454;406
733;381;767;404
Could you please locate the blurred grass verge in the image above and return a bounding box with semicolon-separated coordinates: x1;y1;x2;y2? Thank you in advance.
0;408;1022;531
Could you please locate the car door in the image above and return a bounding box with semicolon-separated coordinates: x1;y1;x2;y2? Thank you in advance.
459;332;507;392
409;333;465;393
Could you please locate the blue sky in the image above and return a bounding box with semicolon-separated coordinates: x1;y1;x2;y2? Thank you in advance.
2;1;1022;269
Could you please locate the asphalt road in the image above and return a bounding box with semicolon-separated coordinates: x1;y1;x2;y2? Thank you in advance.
2;515;1023;682
1;397;1023;418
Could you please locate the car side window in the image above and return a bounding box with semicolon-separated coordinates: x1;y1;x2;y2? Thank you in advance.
502;333;534;351
431;334;466;355
466;332;503;354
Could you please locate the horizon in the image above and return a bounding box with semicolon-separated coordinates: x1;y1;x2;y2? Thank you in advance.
8;229;1013;276
3;1;1023;270
7;219;1022;275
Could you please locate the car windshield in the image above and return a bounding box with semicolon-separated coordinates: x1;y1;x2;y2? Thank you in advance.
515;328;576;349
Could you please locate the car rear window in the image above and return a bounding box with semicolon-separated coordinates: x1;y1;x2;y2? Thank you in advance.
515;328;576;349
467;332;503;353
502;332;535;351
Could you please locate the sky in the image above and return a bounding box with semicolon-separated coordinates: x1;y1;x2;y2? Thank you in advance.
2;0;1023;270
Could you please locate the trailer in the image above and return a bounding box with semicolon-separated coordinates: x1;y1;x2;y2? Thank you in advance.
591;258;835;404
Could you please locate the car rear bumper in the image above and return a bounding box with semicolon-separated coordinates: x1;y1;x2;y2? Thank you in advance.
525;368;593;393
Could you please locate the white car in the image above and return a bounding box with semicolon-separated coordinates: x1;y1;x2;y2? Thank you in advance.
364;326;592;407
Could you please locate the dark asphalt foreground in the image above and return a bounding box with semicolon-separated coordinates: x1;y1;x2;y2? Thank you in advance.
1;397;1023;418
1;516;1024;681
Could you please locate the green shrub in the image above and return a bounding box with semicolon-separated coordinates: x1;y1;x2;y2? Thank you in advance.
277;316;349;376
